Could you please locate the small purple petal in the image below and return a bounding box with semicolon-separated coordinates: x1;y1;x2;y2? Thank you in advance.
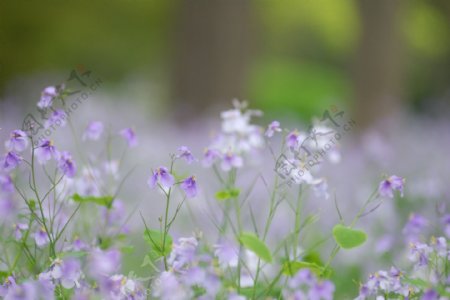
176;146;196;164
34;227;50;248
265;121;281;138
58;151;77;178
82;121;104;141
38;86;58;109
5;130;28;152
180;176;197;198
35;140;57;164
2;151;22;172
119;128;138;148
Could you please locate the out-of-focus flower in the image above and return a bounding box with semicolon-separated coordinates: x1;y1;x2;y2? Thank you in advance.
13;223;29;240
3;281;37;300
441;214;450;238
0;277;16;297
168;237;198;271
176;146;196;164
202;148;221;167
38;86;58;109
431;236;447;258
104;275;145;300
265;121;281;138
378;175;405;199
286;130;301;149
409;242;432;267
402;213;427;243
82;121;104;141
283;269;335;300
2;151;22;172
214;241;238;268
227;292;246;300
119;128;138;148
101;199;125;226
220;152;243;172
148;167;175;189
58;151;77;178
45;109;67;129
422;289;439;300
0;174;14;193
180;176;197;198
88;248;121;278
50;258;81;289
35;140;57;164
311;178;329;199
152;271;190;300
5;130;28;152
34;227;50;248
308;280;335;300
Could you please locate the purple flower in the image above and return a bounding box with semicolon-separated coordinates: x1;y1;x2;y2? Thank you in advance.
45;109;67;129
168;237;198;270
119;128;138;148
35;140;57;164
34;227;50;248
89;248;121;278
148;167;175;189
220;152;243;172
176;146;196;164
202;148;221;167
180;176;197;198
409;242;432;267
82;121;104;141
0;277;16;297
2;151;22;172
441;214;450;238
38;86;58;109
214;241;239;268
58;151;77;178
0;174;14;193
402;213;427;243
265;121;281;137
378;175;405;199
422;289;439;300
3;281;37;300
308;281;335;300
13;223;29;240
5;130;28;152
51;258;81;289
286;130;300;148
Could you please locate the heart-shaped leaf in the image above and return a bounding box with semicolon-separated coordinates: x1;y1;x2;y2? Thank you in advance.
332;224;367;249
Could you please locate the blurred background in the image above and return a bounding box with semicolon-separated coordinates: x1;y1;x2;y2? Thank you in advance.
1;1;450;298
1;0;449;127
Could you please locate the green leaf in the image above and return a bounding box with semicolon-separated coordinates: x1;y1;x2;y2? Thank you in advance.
239;232;272;263
215;190;231;200
143;229;172;258
332;224;367;249
215;188;240;201
282;261;324;276
72;194;114;208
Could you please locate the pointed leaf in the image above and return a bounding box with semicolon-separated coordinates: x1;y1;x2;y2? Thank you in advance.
239;232;272;263
332;224;367;249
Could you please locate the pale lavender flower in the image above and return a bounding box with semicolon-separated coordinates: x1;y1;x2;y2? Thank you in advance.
35;140;57;164
34;227;50;248
228;293;246;300
51;258;81;289
38;86;58;109
0;174;14;193
180;176;197;198
0;199;14;219
441;214;450;238
152;271;189;300
45;109;67;129
71;237;89;251
286;130;300;148
89;248;121;278
402;213;428;243
13;223;29;240
220;152;243;172
82;121;104;141
308;280;335;300
168;237;198;270
119;128;138;148
2;151;22;172
422;289;439;300
58;151;77;178
0;277;16;297
378;175;405;198
5;130;28;152
202;148;221;167
37;272;55;298
409;242;432;267
265;121;281;138
176;146;196;164
148;167;175;189
3;281;37;300
432;236;447;257
101;199;125;225
214;241;239;268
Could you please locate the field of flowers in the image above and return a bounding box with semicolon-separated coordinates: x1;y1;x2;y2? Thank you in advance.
0;85;449;300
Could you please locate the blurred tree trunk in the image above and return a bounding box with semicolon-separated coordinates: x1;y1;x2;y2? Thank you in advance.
170;0;254;122
352;0;405;130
